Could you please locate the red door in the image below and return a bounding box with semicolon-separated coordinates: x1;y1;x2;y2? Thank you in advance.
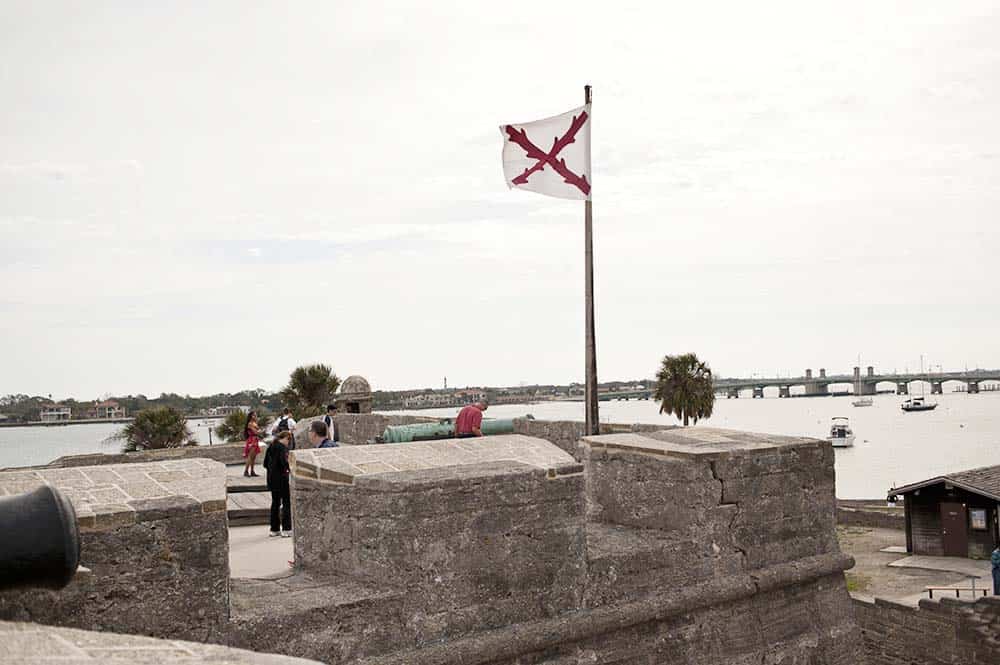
940;502;968;557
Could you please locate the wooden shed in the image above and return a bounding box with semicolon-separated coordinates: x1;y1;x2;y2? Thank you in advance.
889;465;1000;559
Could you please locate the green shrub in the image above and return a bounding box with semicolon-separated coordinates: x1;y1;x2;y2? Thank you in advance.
113;406;194;452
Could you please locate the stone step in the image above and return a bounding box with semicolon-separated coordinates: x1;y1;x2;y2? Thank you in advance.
227;491;270;526
225;463;269;492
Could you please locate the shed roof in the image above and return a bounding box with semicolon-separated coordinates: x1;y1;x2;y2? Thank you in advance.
890;464;1000;502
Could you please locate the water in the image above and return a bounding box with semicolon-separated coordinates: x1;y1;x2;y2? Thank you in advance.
0;419;222;469
3;396;997;499
385;392;1000;499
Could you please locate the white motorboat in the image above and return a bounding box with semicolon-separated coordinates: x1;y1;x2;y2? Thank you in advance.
901;396;937;412
852;396;873;407
827;417;855;448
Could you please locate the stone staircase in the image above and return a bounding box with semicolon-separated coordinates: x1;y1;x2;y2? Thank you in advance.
226;464;270;526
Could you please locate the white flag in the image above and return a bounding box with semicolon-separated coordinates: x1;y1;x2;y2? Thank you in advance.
500;104;591;201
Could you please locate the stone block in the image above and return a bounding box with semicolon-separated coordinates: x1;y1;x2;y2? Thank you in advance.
0;459;230;641
291;435;586;640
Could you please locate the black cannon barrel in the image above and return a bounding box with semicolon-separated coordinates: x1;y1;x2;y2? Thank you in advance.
0;485;80;591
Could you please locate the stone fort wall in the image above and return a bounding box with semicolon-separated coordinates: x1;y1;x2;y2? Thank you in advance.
1;418;866;664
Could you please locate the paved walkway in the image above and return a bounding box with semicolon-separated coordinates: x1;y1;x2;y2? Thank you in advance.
838;526;977;606
226;463;268;492
888;555;991;578
229;525;293;579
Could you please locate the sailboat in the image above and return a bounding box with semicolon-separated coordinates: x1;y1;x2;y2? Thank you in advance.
901;355;938;413
852;355;873;407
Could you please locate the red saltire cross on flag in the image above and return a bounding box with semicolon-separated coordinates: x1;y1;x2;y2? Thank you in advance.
500;104;591;201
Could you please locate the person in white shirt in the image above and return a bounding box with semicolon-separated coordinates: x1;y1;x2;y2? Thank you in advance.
270;408;297;439
322;404;338;444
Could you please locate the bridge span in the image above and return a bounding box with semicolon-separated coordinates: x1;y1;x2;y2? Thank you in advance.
713;367;1000;398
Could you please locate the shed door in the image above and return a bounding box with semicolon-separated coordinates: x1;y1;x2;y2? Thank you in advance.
940;502;968;557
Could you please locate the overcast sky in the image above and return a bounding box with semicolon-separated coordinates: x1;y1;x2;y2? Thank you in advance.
2;1;998;399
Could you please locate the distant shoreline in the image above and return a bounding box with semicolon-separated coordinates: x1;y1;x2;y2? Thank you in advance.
0;414;222;429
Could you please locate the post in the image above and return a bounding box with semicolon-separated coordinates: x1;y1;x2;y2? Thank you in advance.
584;84;599;435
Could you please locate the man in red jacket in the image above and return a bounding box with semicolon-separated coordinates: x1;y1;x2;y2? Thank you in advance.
454;400;488;438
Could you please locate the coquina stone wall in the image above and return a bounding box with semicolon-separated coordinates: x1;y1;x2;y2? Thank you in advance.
512;417;667;459
0;459;230;642
854;595;1000;664
1;420;868;665
228;425;864;664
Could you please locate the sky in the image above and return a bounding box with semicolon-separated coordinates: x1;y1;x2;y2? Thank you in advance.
1;1;999;399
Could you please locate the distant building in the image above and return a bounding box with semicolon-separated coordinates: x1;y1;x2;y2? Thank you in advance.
889;465;1000;559
85;400;126;419
206;405;251;416
39;406;72;422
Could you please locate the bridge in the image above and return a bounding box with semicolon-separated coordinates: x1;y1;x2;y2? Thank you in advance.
713;367;1000;398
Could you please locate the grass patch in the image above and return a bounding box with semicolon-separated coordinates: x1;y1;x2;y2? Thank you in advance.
845;572;872;593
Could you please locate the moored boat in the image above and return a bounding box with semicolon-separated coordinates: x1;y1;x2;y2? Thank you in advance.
827;417;855;448
901;397;937;412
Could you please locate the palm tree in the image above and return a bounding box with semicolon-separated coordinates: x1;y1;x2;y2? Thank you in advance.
653;353;715;426
113;406;194;452
281;364;340;418
215;410;273;443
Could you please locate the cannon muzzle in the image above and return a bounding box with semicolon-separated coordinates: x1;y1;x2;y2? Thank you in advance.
0;485;80;591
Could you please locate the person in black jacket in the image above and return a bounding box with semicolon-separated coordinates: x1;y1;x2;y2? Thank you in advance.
263;429;293;537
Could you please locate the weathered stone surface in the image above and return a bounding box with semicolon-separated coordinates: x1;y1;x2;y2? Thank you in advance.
289;436;586;645
0;458;228;529
36;442;246;470
0;620;323;664
854;595;1000;664
0;459;230;641
1;421;865;665
513;418;670;459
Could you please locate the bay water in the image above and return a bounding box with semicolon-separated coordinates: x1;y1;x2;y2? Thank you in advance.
2;394;997;499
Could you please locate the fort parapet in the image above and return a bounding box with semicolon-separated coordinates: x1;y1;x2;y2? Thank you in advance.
0;418;864;664
0;459;230;641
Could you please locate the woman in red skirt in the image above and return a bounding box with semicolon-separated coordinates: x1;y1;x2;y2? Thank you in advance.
243;411;263;477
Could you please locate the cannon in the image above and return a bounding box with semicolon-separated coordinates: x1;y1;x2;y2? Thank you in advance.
0;485;80;591
380;415;532;443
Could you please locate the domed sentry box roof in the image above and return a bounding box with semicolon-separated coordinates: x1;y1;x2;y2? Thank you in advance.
339;375;371;396
336;375;373;414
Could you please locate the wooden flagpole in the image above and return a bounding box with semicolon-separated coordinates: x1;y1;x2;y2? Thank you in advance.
584;84;599;435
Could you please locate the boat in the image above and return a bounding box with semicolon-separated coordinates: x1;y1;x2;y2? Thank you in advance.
901;396;937;412
827;417;855;448
852;354;873;407
901;355;938;413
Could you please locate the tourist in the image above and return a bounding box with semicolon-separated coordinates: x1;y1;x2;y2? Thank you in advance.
322;404;338;443
454;400;488;438
308;420;338;449
242;411;262;477
270;407;297;449
992;545;1000;595
263;429;292;537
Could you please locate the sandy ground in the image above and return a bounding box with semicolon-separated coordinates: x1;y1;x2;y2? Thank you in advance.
837;525;985;605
